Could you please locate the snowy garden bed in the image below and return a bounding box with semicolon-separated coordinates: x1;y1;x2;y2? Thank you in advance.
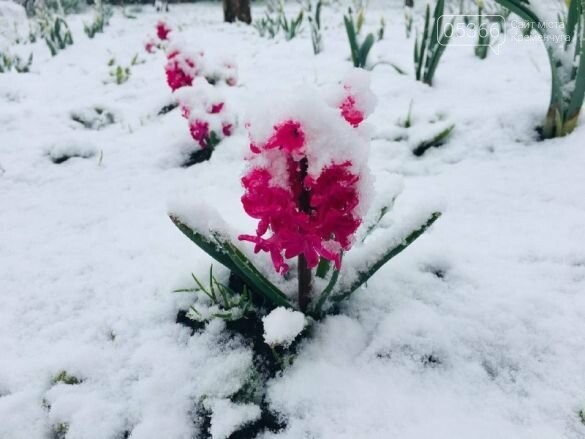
1;1;585;438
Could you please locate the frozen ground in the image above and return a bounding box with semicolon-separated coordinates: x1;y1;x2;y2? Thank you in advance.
1;2;585;438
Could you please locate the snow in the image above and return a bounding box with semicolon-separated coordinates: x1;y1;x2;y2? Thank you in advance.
1;1;585;438
0;0;28;46
262;307;307;347
206;398;261;439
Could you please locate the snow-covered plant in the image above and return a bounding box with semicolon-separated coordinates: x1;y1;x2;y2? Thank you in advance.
494;0;585;138
405;0;414;37
0;51;32;73
412;123;455;156
378;16;386;40
306;0;323;54
108;63;130;84
83;0;112;39
175;268;252;323
144;20;171;53
175;81;236;165
170;71;441;317
344;8;375;68
155;0;169;13
70;106;115;130
253;14;281;38
156;20;172;41
205;58;238;87
164;44;204;91
279;5;304;40
414;0;454;86
474;0;491;59
164;43;238;91
106;55;142;85
37;9;73;56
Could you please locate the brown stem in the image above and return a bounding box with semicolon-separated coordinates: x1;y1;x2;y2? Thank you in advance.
297;157;312;312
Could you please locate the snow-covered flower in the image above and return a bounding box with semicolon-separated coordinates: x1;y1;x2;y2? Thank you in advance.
165;45;205;91
156;20;171;41
325;69;377;128
145;37;157;54
239;73;375;274
176;81;236;149
205;59;238;87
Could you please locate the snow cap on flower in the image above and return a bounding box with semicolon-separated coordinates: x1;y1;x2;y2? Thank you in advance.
175;81;236;149
239;85;374;274
324;69;377;128
204;55;239;87
164;43;205;91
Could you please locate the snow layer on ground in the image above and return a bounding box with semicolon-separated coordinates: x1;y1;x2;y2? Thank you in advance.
1;2;585;438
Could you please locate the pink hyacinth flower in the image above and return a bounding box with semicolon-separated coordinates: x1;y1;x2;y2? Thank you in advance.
156;21;171;41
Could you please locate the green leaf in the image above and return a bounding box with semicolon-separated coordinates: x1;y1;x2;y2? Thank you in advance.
416;4;431;81
217;237;293;308
412;124;455;156
316;257;331;279
359;33;375;67
567;21;585;122
424;17;454;85
170;215;292;308
332;212;441;302
344;14;359;67
312;254;343;316
169;215;238;273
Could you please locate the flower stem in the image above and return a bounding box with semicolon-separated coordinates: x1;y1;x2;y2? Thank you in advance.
298;157;312;312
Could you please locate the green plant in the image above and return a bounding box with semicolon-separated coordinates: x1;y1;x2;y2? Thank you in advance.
494;0;585;138
83;1;113;39
169;208;439;319
344;7;375;68
414;0;454;86
51;370;82;385
474;1;491;59
279;3;303;40
37;9;73;56
0;52;33;73
306;0;323;54
110;65;130;84
405;0;414;37
71;107;116;129
175;267;252;322
378;16;386;40
253;0;303;40
253;11;281;38
107;55;141;85
412;123;455;156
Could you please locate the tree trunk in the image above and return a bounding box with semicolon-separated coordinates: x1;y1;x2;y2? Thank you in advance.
223;0;251;24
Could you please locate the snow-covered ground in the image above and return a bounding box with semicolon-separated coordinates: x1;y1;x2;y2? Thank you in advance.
1;2;585;438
